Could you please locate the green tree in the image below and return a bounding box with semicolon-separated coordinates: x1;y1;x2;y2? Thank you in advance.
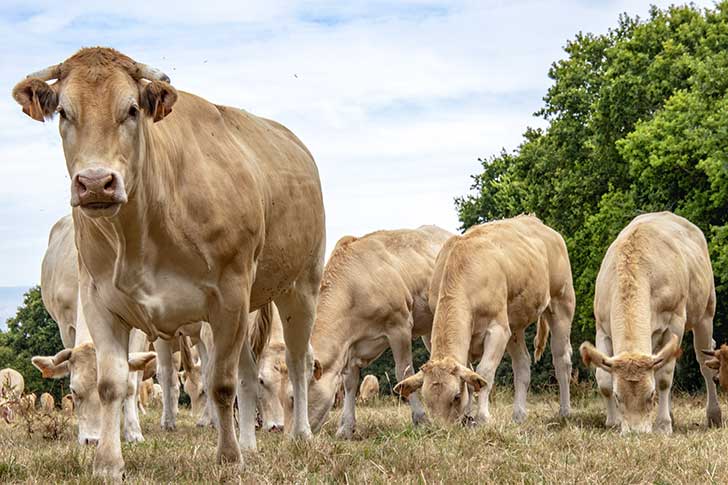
0;286;67;402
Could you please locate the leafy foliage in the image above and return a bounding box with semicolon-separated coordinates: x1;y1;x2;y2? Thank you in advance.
0;287;67;402
457;3;728;391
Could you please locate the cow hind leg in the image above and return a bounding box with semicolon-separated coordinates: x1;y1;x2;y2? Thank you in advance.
275;264;321;440
546;297;574;418
474;318;511;424
153;339;179;431
506;328;530;423
389;326;429;426
693;317;722;427
237;340;259;450
336;364;360;439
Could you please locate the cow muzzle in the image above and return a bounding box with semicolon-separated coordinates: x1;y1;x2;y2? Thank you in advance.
71;167;128;217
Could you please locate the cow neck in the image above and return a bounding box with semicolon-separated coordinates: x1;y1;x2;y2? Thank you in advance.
610;274;653;355
429;294;471;365
74;292;93;346
310;290;354;380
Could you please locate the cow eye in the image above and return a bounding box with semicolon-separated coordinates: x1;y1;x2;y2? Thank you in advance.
128;105;138;119
259;378;265;387
58;107;67;120
453;393;461;403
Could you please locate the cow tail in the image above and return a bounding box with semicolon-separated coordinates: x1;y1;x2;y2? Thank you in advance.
250;302;274;359
533;314;550;363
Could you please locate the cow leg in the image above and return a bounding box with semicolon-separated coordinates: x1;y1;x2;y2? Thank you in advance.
122;370;144;442
547;298;574;418
336;364;360;439
693;316;722;427
389;328;428;426
82;288;129;480
595;332;618;428
195;340;214;428
473;319;511;424
236;340;258;450
506;328;530;423
153;339;179;430
136;372;147;416
275;263;322;439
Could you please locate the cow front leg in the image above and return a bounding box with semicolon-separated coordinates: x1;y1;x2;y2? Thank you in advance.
82;286;129;480
195;338;214;428
506;328;530;423
388;327;428;426
153;338;179;431
237;340;258;450
546;296;574;418
209;306;248;464
336;364;360;439
473;320;511;424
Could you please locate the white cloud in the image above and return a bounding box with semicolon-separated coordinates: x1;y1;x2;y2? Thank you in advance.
0;0;715;286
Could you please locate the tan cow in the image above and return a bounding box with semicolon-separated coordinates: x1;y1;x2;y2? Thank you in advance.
580;212;721;433
395;215;574;425
358;375;379;403
62;394;74;414
13;47;325;479
703;345;728;390
256;306;287;432
0;368;24;399
32;215;156;444
40;392;55;412
279;226;451;438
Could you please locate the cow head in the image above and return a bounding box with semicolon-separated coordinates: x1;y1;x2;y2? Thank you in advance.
32;343;156;445
256;342;287;432
702;345;728;391
580;333;681;433
394;357;485;425
278;354;323;434
179;336;206;420
12;48;176;218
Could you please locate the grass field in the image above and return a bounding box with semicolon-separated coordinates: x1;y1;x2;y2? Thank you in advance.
1;386;727;484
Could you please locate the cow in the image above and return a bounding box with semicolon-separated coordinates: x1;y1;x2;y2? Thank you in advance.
395;215;574;425
0;368;24;399
13;47;325;478
580;212;721;433
358;375;379;403
40;392;55;412
32;215;156;444
278;226;451;438
256;305;287;432
62;394;74;414
703;345;728;390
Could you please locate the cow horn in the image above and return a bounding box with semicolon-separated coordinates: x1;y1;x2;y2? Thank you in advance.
26;63;62;81
135;62;170;83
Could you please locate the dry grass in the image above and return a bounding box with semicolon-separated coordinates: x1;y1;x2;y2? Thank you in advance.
0;386;727;484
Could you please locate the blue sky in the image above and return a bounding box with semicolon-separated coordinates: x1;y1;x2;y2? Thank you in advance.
0;0;717;291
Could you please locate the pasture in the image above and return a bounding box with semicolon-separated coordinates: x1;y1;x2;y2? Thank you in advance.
1;388;725;484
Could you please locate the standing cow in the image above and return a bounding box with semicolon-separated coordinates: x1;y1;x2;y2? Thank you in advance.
395;215;574;425
13;47;325;479
580;212;721;433
32;215;156;444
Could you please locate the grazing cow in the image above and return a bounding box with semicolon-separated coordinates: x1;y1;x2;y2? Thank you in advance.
395;215;574;425
703;345;728;390
580;212;721;433
40;392;55;412
13;47;325;478
0;368;24;399
358;375;379;403
281;226;451;438
62;394;74;414
151;384;163;406
32;215;156;444
256;305;287;432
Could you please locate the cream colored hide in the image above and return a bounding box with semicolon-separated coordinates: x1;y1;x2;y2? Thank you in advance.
40;392;55;412
0;368;24;399
13;47;325;479
279;226;451;438
358;375;379;403
32;215;155;445
395;215;574;426
580;212;720;434
255;305;287;432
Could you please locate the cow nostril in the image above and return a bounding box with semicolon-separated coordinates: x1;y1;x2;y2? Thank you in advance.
104;179;113;191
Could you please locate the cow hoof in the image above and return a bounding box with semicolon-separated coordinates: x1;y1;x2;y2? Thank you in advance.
707;408;722;427
605;418;619;428
335;426;354;439
654;419;672;434
160;422;176;431
512;409;527;424
559;407;571;418
292;428;314;441
217;448;242;465
124;431;144;443
93;461;124;482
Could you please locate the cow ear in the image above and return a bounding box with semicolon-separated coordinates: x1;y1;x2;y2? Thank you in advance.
128;351;157;372
455;365;486;392
142;356;157;381
12;78;58;122
32;349;72;379
140;80;177;122
579;341;614;373
313;359;323;381
393;371;424;399
651;333;681;370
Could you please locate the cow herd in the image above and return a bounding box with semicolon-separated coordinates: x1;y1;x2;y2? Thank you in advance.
6;47;728;479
